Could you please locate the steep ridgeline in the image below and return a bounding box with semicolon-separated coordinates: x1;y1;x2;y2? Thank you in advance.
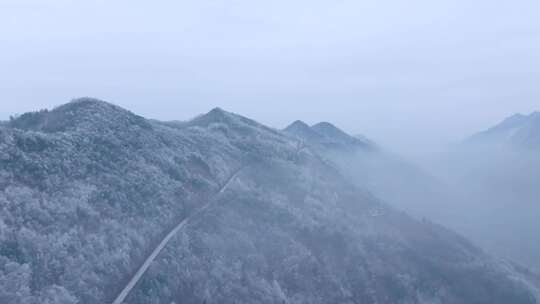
467;111;540;149
434;111;540;270
284;120;456;224
285;120;375;152
0;99;538;304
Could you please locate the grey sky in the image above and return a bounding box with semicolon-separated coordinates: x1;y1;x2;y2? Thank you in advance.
1;0;539;156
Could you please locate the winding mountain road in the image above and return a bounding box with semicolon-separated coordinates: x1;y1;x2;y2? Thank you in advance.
111;168;243;304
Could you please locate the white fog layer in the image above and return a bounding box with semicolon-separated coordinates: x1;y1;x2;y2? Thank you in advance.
1;1;539;303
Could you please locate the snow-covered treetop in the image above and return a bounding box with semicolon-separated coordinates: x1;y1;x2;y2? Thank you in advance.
8;98;151;133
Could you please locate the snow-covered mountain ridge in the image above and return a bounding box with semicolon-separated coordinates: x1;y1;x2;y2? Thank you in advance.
0;98;538;303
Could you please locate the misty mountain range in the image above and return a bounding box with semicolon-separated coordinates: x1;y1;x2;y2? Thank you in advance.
467;111;540;149
283;119;454;223
1;98;539;304
285;112;540;272
434;111;540;271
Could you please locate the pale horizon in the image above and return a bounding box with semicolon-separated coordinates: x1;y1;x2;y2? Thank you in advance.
2;0;539;156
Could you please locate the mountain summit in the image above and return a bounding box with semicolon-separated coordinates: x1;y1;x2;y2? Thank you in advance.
8;98;151;133
467;111;540;149
283;120;326;143
284;121;374;151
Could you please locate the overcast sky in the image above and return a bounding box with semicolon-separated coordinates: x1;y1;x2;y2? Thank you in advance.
1;0;539;157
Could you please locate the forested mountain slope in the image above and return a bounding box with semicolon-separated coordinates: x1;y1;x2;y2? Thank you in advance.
433;111;540;270
0;99;538;303
284;121;456;223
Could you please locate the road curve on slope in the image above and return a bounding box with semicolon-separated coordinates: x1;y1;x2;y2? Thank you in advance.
111;168;243;304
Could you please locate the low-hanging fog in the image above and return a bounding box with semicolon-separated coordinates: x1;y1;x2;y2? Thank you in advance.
328;137;540;271
283;112;540;271
433;143;540;270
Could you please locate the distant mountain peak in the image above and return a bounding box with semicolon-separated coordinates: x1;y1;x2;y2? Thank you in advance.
500;111;540;125
208;106;227;115
188;107;283;140
54;98;136;120
498;113;527;127
283;120;374;152
286;120;311;130
467;110;540;149
67;97;115;109
312;121;336;128
9;97;151;133
311;122;351;138
510;113;526;118
284;120;314;134
196;107;234;124
284;120;324;143
188;107;244;129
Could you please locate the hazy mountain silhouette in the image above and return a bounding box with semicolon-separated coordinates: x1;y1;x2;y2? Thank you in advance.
284;120;457;224
467;111;540;149
433;111;540;271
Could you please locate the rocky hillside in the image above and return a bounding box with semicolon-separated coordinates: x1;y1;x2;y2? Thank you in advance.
0;99;539;303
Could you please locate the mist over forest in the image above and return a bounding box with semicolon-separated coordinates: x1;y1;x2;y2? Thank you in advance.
2;1;540;303
0;99;539;304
